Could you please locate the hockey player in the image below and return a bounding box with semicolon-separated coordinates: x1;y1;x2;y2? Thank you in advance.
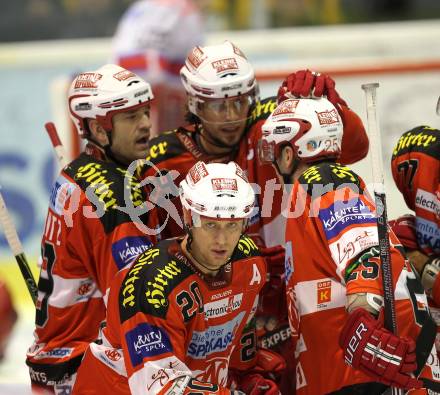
72;161;285;395
260;97;440;394
112;0;205;136
141;40;369;393
390;125;440;351
26;64;159;394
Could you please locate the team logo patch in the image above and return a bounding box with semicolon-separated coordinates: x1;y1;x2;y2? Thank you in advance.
111;236;152;270
319;198;376;240
126;323;172;367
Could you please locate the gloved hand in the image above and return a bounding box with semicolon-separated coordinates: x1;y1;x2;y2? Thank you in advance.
389;214;419;250
252;348;287;380
239;374;280;395
277;69;347;107
259;245;285;270
339;308;422;390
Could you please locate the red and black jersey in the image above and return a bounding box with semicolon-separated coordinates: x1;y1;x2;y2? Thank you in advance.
284;161;439;394
26;152;158;387
72;236;266;395
142;96;369;247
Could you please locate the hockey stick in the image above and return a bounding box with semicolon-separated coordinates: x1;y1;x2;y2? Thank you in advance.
45;122;70;169
362;83;403;395
0;190;38;305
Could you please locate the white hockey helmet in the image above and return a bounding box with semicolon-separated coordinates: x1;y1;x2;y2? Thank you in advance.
180;41;258;117
179;161;255;222
68;64;154;138
260;98;343;164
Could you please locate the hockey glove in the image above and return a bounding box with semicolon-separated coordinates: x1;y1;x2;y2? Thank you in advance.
259;245;285;272
389;214;419;250
239;374;280;395
277;69;347;107
339;308;422;390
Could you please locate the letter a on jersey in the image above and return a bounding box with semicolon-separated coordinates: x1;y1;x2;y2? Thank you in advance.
250;263;262;285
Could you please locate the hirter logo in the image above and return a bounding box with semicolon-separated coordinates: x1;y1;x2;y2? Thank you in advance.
317;280;331;304
74;73;102;89
316;108;339;125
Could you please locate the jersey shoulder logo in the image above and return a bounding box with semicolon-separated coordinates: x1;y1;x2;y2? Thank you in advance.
146;129;186;165
248;96;277;125
392;125;440;159
298;162;363;197
65;153;149;234
119;240;193;322
231;235;260;261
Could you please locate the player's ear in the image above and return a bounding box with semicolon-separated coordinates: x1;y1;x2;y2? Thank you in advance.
279;145;296;174
88;119;109;145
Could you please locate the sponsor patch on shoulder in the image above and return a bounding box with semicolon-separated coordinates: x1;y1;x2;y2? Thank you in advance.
319;198;376;240
111;236;152;270
125;323;172;367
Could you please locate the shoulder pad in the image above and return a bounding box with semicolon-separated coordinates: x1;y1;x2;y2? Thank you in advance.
297;162;363;197
119;241;193;322
392;125;440;159
247;96;277;126
230;235;261;261
64;154;149;234
145;129;186;165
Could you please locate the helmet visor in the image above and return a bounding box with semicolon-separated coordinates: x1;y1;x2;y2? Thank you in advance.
194;90;257;125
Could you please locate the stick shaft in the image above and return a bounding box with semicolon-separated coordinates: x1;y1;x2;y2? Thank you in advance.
0;191;37;305
362;83;398;333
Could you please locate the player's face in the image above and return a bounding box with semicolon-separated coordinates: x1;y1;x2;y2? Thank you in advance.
110;105;152;164
198;95;250;147
191;217;244;273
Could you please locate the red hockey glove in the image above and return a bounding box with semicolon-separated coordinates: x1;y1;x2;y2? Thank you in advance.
239;374;280;395
339;308;422;390
259;245;285;271
389;214;418;250
252;348;287;380
277;69;347;107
